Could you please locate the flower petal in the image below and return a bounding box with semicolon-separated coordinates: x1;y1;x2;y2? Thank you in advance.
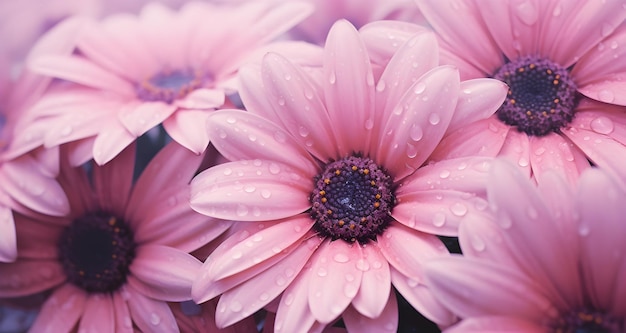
118;101;176;137
446;316;546;333
261;52;340;162
190;160;312;221
174;88;225;109
204;215;313;281
92;143;135;214
274;265;317;333
323;20;376;156
377;66;460;180
112;292;134;333
92;122;137;165
344;291;398;332
359;20;426;66
162;110;211;154
423;256;555;321
308;239;364;324
214;236;317;328
206;110;319;175
0;259;65;297
14;213;62;260
29;284;87;332
528;134;590;187
78;293;115;333
129;245;201;302
351;244;391;319
448;78;508;133
0;205;16;262
126;285;180;332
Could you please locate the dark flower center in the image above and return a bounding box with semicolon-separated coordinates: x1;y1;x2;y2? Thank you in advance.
136;69;205;104
310;155;394;244
58;212;136;293
553;309;623;333
493;56;579;136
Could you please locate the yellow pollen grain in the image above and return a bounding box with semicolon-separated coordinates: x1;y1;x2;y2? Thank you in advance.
321;197;327;203
517;67;525;73
349;224;355;230
335;170;341;175
375;194;381;199
555;74;561;79
546;69;553;75
553;79;559;85
79;271;85;276
370;181;376;186
550;109;556;113
542;111;548;117
327;209;333;215
114;227;120;233
324;178;331;184
509;99;516;104
338;220;345;226
554;98;560;104
112;241;117;245
361;217;367;223
374;202;380;208
363;169;369;175
507;90;513;95
526;111;532;116
351;165;358;171
108;217;116;226
112;254;117;259
319;190;326;196
529;63;536;69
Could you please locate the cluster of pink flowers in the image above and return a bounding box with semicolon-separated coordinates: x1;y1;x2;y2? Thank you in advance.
1;0;625;332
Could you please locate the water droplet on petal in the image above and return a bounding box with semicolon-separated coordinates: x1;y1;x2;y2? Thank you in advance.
552;4;562;16
405;142;418;158
268;163;281;174
578;224;591;236
413;82;426;94
298;126;309;137
515;0;538;25
364;119;374;130
356;259;370;271
518;157;529;167
150;313;161;326
226;117;237;124
229;301;243;313
409;124;423;141
60;125;72;136
329;71;336;84
432;213;446;227
534;147;546;156
376;80;386;92
333;253;349;263
470;235;486;252
590;116;615;134
236;204;249;217
428;113;440;125
450;202;468;216
439;170;450;179
598;89;615;103
498;215;513;229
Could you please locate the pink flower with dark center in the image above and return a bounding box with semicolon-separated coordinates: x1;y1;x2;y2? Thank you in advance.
190;20;507;331
21;1;314;165
361;0;626;186
0;142;232;332
423;159;626;332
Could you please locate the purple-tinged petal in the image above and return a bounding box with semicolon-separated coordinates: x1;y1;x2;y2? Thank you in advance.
0;259;65;297
498;129;532;178
129;245;201;302
174;88;225;109
446;316;546;333
92;143;135;215
125;285;180;333
112;292;133;333
528;134;590;187
377;66;460;180
308;239;363;324
190;160;312;221
118;101;176;137
344;292;398;332
92;122;137;166
423;256;557;322
206;110;319;175
162;110;211;154
351;244;391;319
14;213;62;260
448;78;508;133
323;20;376;157
78;293;115;333
0;205;16;262
29;284;87;332
360;20;426;66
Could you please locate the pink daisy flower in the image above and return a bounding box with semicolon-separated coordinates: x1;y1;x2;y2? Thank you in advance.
0;141;232;332
21;1;314;165
361;0;626;186
0;18;87;262
423;159;626;332
190;20;507;331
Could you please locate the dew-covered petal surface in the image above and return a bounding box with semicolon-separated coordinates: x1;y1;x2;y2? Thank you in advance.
445;316;547;333
78;293;115;333
126;285;180;333
350;244;391;319
28;284;87;332
343;292;398;333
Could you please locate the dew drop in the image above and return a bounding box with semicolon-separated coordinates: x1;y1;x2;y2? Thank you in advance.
578;224;591;236
432;213;446;227
498;215;513;229
407;278;418;288
273;131;287;143
229;301;243;313
590;116;615;134
470;235;486;252
364;118;374;130
275;277;286;286
333;253;349;263
277;98;286;106
244;185;256;193
514;0;538;25
236;204;249;217
409;124;423;141
534;147;546;156
260;189;272;199
223;168;233;176
450;202;468;217
150;313;161;326
552;4;562;16
598;89;615;103
344;284;358;298
413;82;426;94
405;142;418;158
376;80;386;92
226;117;237;124
268;163;281;175
298;126;309;137
260;293;270;301
329;71;337;84
284;292;294;306
356;259;370;271
304;88;314;100
518;157;529;167
439;169;450;179
428;113;440;125
283;73;292;81
232;251;243;259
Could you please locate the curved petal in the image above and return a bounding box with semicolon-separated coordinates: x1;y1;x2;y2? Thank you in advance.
14;213;62;260
118;101;176;137
125;285;180;333
0;154;70;216
359;20;427;66
528;134;590;187
343;291;398;333
214;236;316;328
350;244;391;319
0;259;65;297
576;168;626;310
78;293;115;333
390;266;456;327
416;0;503;74
162;110;211;154
92;142;135;214
29;54;134;96
429;117;510;162
202;215;313;281
174;88;225;109
377;66;460;180
129;245;201;302
92;122;137;166
112;292;133;333
206;110;319;175
377;223;449;281
398;156;493;194
323;20;376;157
308;239;364;324
448;78;508;133
498;129;532;178
0;205;16;262
446;316;546;333
423;256;556;321
274;265;317;333
190;160;312;221
28;284;87;332
260;52;340;162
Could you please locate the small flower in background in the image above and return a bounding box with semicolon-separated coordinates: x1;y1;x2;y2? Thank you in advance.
18;1;313;166
190;19;507;331
362;0;626;186
0;141;232;332
423;159;626;332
